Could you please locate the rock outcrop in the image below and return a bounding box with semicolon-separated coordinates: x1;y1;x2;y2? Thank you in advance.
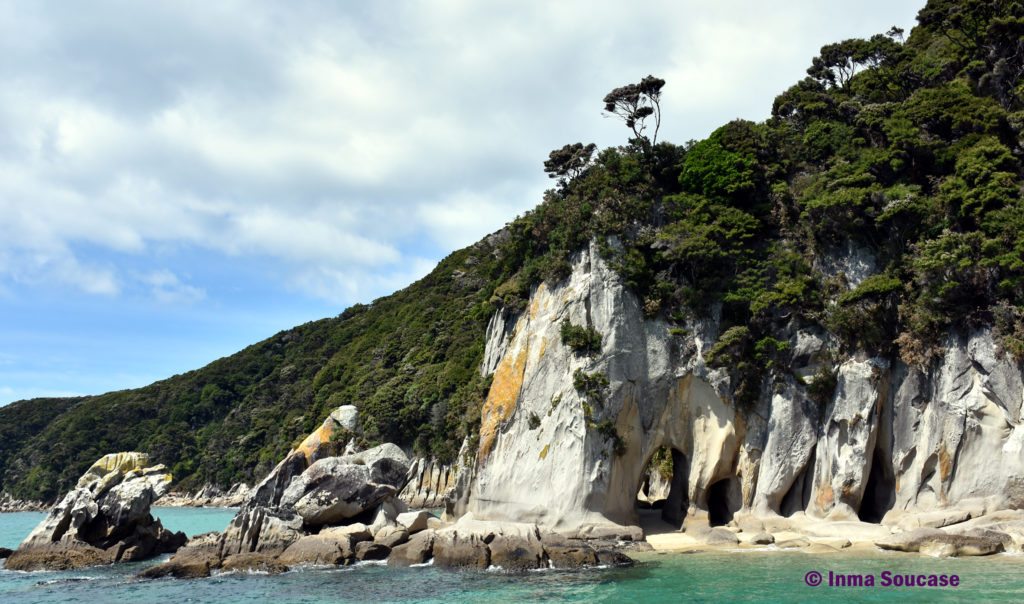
141;409;426;578
139;403;635;578
6;452;186;571
0;492;47;513
157;483;251;508
455;242;1024;542
400;457;460;508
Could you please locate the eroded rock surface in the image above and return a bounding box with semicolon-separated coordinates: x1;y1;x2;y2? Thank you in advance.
7;452;185;571
459;242;1024;542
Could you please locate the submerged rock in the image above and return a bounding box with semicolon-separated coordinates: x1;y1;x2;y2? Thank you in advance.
6;453;186;571
222;552;289;574
138;532;223;579
876;528;1007;557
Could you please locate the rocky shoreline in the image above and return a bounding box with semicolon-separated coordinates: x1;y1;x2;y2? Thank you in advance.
155;483;251;509
0;493;47;513
8;402;1024;579
638;508;1024;557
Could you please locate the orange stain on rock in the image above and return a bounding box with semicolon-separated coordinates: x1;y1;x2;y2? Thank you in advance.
528;283;548;320
816;483;834;510
297;421;335;462
939;446;952;481
478;344;529;461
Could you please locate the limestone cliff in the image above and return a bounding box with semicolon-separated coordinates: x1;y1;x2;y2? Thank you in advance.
456;242;1024;534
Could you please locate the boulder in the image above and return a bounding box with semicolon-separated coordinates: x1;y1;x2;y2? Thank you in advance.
321;523;372;543
596;549;634;567
387;530;436;567
750;532;774;545
705;527;740;545
278;534;354;566
0;547;12;559
6;452;185;571
374;525;409;548
427;516;445;530
396;510;431;534
331;405;360;433
4;544;110;571
544;544;598;568
354;541;391;561
280;459;398;527
137;558;212;580
810;537;851;549
369;498;408;536
220;505;302;557
244;404;370;508
138;532;223;580
429;518;552;570
221;553;289;574
489;533;545;571
876;528;1006;556
431;531;491;568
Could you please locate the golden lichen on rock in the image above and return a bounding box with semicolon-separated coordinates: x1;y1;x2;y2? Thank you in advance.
478;343;529;461
297;421;337;462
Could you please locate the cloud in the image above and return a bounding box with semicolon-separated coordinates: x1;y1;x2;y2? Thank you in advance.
142;269;205;304
0;0;924;306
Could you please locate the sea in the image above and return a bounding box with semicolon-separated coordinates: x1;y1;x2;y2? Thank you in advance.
3;507;1024;603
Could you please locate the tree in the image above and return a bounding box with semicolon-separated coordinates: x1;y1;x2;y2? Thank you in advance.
807;35;901;89
543;142;596;184
602;75;666;144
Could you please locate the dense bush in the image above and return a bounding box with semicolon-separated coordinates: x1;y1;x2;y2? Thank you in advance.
560;321;603;355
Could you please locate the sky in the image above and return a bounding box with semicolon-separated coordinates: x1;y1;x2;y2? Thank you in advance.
0;0;924;405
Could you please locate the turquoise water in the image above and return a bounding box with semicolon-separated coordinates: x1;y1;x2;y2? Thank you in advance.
4;509;1024;603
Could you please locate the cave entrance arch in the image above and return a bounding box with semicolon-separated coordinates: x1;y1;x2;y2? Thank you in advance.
707;477;738;526
636;446;690;529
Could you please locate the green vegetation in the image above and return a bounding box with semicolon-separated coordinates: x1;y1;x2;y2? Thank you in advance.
644;446;675;481
593;419;626;457
572;369;609;409
2;0;1022;502
0;240;514;501
560;321;603;355
806;365;839;408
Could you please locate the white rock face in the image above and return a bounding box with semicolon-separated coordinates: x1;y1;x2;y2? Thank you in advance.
464;242;742;532
808;357;889;519
460;242;1024;534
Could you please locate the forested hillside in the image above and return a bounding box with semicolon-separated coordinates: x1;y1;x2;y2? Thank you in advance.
2;0;1021;502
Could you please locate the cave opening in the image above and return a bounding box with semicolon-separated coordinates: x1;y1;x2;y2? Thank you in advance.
779;444;815;516
707;477;737;526
636;446;689;528
858;452;895;523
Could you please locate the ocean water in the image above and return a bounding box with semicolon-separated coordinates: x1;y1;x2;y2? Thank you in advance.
3;508;1024;603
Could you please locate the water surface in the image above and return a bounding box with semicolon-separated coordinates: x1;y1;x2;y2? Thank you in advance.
3;509;1024;603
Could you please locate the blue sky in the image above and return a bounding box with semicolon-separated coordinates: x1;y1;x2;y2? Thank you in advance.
0;0;923;405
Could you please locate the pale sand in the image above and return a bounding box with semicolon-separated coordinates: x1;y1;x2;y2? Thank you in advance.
638;508;899;555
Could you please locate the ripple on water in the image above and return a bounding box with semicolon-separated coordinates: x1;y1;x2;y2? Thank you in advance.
4;511;1024;603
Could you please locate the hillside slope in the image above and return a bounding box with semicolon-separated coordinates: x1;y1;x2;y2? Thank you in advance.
0;241;510;501
2;0;1022;504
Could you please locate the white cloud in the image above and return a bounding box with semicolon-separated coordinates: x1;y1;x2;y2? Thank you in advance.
0;0;924;305
142;269;206;304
